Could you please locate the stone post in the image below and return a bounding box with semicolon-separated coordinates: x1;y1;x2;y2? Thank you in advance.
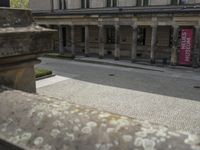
98;25;105;59
0;8;55;93
71;25;75;58
171;25;179;66
58;25;64;54
85;25;89;57
150;25;158;64
114;25;120;60
131;25;138;62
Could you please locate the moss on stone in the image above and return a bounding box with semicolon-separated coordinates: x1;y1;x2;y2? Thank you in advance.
35;68;52;78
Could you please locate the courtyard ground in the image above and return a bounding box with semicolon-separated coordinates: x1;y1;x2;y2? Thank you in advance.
36;57;200;134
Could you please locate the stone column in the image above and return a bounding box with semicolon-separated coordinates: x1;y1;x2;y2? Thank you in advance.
58;25;64;54
114;25;120;60
98;25;105;59
71;25;75;58
170;25;179;66
131;25;138;62
150;25;158;64
85;25;89;57
193;26;200;68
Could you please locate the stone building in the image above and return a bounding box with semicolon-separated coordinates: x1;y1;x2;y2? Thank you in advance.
30;0;200;67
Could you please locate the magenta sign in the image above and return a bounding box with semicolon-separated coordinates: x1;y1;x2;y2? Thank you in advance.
179;28;193;65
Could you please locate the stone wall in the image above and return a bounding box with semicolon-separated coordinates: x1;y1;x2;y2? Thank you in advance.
29;0;51;11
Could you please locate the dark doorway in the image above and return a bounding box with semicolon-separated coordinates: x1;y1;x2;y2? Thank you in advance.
106;27;115;44
62;27;66;47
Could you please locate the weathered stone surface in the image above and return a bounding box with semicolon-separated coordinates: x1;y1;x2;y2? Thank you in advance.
0;62;37;93
0;8;55;59
0;8;33;28
0;8;55;92
0;87;199;150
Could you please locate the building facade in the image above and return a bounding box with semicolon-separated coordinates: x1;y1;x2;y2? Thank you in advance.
30;0;200;67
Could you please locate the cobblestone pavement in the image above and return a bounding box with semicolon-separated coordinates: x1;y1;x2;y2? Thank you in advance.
36;57;200;134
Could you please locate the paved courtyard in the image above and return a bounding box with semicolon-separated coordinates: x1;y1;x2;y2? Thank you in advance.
36;57;200;134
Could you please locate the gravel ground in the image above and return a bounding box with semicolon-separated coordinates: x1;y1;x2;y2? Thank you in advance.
36;57;200;134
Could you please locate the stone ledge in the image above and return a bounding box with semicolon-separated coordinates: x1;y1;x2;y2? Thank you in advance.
0;86;199;150
0;8;56;59
0;8;33;28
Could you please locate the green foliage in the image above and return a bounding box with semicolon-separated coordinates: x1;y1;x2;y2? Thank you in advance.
10;0;29;8
35;68;53;78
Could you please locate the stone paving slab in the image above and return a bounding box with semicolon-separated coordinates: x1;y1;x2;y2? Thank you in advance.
37;77;200;135
36;75;69;88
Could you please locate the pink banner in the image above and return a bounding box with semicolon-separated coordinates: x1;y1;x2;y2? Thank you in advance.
179;28;193;65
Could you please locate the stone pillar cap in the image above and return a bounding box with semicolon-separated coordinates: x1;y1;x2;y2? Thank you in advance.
0;8;55;60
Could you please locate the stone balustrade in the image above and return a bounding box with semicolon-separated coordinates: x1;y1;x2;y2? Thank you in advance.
0;86;200;150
